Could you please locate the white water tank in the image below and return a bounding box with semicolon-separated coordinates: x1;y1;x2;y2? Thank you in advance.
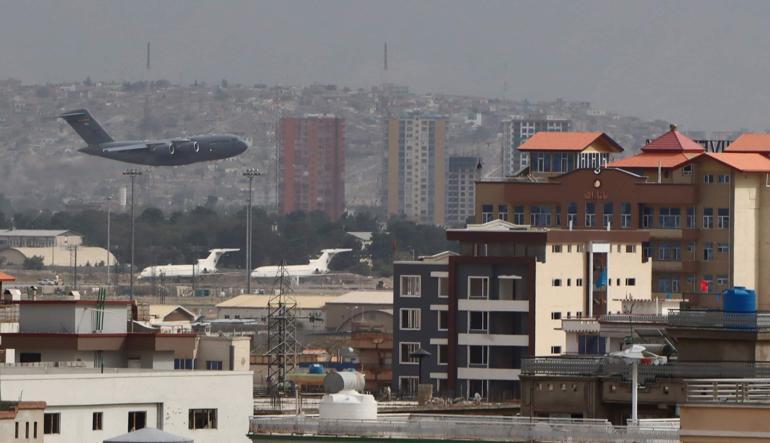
318;371;377;420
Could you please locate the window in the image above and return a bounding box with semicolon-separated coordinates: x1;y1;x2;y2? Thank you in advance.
399;376;419;396
717;275;729;286
15;422;18;438
585;202;595;227
704;174;714;184
718;243;729;253
718;208;730;229
551;244;562;253
469;311;488;332
603;202;613;228
625;278;636;286
25;422;28;439
620;203;632;228
400;308;421;330
703;242;714;261
206;360;223;370
481;204;494;223
683;164;693;175
174;358;194;370
659;207;680;228
567;278;572;286
530;205;552;226
718;174;730;184
513;206;524;224
641;206;652;228
551;312;562;320
552;278;562;287
438;310;448;331
437;277;448;298
33;422;37;438
469;345;488;366
576;278;583;287
19;352;41;363
400;342;420;364
567;202;577;227
437;344;448;365
400;275;421;297
92;412;103;431
551;346;562;354
687;207;696;228
468;277;489;299
189;409;218;430
498;205;508;221
703;208;714;229
44;413;60;435
625;244;636;253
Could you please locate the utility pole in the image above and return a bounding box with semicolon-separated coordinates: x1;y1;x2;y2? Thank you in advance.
106;195;112;293
243;168;262;294
123;169;143;300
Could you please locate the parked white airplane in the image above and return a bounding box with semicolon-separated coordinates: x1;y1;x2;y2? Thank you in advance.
251;249;352;278
138;248;239;279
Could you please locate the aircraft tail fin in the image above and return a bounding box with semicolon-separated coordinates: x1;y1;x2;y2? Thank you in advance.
311;248;353;272
199;248;240;269
59;109;113;145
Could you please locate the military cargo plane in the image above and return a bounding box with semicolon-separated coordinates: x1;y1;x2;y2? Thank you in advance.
59;109;248;166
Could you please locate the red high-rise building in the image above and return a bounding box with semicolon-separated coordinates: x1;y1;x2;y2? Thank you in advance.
278;115;345;220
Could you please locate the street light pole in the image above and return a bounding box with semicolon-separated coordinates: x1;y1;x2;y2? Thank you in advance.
123;169;143;300
243;168;262;294
106;195;112;293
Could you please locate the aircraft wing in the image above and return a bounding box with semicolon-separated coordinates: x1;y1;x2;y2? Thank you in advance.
102;143;150;153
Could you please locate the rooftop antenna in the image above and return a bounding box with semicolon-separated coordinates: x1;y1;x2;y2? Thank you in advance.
384;42;388;72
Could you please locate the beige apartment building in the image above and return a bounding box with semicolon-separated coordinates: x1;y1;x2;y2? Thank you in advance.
387;112;447;225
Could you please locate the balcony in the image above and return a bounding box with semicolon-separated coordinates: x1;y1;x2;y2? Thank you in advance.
686;378;770;404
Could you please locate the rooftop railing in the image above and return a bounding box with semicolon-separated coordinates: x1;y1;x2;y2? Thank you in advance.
600;313;668;324
667;310;770;330
249;414;679;443
522;357;770;383
686;378;770;404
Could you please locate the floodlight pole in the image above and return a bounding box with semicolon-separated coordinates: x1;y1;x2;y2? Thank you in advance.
631;360;638;425
123;169;143;300
243;168;262;294
106;195;112;293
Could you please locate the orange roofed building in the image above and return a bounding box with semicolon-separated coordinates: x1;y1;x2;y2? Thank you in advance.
476;125;770;311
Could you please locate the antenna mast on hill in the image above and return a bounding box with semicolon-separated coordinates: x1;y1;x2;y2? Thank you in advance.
265;261;298;406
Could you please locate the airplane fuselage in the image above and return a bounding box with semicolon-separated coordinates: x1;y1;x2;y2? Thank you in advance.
80;134;247;166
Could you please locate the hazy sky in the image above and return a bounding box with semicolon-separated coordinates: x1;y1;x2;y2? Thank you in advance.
2;0;769;131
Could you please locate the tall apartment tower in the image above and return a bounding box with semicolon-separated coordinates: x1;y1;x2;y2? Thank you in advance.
278;114;345;220
387;112;447;225
501;116;571;176
445;156;480;227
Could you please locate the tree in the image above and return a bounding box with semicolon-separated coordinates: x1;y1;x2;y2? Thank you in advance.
23;256;45;270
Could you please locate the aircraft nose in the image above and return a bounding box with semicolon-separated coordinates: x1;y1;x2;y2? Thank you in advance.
235;137;249;154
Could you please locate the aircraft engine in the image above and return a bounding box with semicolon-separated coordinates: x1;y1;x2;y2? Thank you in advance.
172;141;199;154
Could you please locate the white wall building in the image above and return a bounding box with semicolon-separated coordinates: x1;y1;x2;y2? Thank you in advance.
0;368;252;443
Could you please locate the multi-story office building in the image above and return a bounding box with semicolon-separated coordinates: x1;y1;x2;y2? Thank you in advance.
392;220;651;401
278;115;345;220
387;112;447;225
445;156;480;227
501;116;571;176
476;126;770;308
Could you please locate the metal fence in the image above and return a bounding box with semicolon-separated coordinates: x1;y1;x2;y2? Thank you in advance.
522;357;770;383
667;310;770;330
686;378;770;404
249;414;679;442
